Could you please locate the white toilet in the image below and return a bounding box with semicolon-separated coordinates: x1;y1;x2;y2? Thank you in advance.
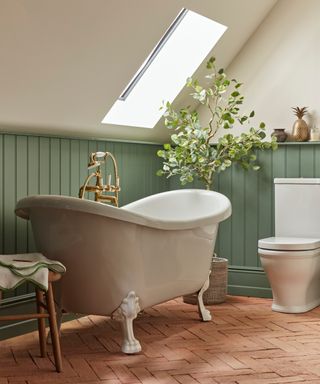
258;178;320;313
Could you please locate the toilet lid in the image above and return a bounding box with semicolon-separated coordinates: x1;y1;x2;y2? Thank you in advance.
258;237;320;251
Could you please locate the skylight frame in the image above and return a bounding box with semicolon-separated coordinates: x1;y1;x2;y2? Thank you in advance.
102;9;227;129
119;8;188;101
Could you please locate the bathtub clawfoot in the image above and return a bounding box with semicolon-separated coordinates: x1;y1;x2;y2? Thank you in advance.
112;291;142;354
197;272;212;321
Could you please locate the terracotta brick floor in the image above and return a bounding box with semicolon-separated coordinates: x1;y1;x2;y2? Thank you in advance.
2;296;320;383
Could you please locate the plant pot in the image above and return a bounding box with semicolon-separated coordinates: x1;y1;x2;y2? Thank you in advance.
272;128;287;142
183;256;228;305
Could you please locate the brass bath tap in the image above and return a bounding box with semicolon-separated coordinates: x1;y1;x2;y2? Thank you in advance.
78;151;120;207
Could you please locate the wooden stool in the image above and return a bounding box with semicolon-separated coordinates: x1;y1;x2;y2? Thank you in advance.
0;271;63;372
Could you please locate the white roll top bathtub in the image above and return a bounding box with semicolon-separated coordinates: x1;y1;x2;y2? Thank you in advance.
16;189;231;353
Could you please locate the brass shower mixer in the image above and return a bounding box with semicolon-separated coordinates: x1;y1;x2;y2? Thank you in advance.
79;151;120;207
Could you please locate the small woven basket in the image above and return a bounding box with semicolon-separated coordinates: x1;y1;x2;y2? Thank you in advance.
183;256;228;305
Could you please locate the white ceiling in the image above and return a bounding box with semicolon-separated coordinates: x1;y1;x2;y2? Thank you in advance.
0;0;277;143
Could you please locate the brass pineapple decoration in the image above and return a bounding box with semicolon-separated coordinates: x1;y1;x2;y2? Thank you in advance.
292;106;309;141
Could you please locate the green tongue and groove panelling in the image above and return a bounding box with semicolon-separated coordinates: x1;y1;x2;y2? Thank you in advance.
0;132;318;338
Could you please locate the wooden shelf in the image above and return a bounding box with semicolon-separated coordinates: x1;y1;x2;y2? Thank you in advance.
277;141;320;145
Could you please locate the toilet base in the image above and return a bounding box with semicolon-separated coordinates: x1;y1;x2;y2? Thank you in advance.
271;297;320;314
259;245;320;315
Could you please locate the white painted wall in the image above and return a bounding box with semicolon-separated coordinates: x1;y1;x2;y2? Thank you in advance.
198;0;320;141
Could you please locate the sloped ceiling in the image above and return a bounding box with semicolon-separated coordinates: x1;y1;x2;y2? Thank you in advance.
0;0;277;143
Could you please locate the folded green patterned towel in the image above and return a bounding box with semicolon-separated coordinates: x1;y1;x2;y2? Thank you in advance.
0;253;66;291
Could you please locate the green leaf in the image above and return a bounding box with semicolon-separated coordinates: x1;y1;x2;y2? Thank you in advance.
206;57;215;69
249;110;255;118
259;131;266;139
156;169;164;176
222;113;231;121
207;88;214;96
163;143;171;150
187;175;193;182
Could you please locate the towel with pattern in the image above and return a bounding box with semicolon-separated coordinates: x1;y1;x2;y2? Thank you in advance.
0;253;66;291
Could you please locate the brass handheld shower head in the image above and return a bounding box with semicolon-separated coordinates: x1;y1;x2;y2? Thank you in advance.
87;151;106;169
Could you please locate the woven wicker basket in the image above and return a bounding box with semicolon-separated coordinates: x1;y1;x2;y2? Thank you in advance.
183;256;228;305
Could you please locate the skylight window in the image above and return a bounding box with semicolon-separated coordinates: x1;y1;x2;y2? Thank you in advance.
101;9;227;129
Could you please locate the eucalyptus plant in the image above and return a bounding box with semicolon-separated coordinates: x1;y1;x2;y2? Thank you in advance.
157;57;277;190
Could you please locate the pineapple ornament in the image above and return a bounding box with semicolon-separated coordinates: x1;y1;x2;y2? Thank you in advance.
292;106;309;141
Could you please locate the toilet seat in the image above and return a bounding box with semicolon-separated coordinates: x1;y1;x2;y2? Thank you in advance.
258;237;320;251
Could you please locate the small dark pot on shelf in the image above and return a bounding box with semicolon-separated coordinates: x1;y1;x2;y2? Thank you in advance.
272;128;287;142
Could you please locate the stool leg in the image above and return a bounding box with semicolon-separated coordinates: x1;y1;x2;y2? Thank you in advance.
45;282;62;373
35;289;47;357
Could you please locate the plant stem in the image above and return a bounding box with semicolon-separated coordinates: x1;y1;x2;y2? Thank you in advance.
205;171;213;190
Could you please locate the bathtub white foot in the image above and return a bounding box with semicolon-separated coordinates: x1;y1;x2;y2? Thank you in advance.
112;291;142;354
197;272;212;321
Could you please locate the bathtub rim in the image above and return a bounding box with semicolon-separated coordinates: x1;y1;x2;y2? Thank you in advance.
15;189;231;231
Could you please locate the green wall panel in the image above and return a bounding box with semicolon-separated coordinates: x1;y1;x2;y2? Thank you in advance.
300;145;315;177
16;136;28;254
228;266;271;298
286;145;300;177
215;162;232;261
4;135;16;254
231;165;245;267
243;169;258;267
50;138;61;195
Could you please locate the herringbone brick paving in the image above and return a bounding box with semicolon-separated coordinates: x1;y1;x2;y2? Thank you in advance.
2;296;320;383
